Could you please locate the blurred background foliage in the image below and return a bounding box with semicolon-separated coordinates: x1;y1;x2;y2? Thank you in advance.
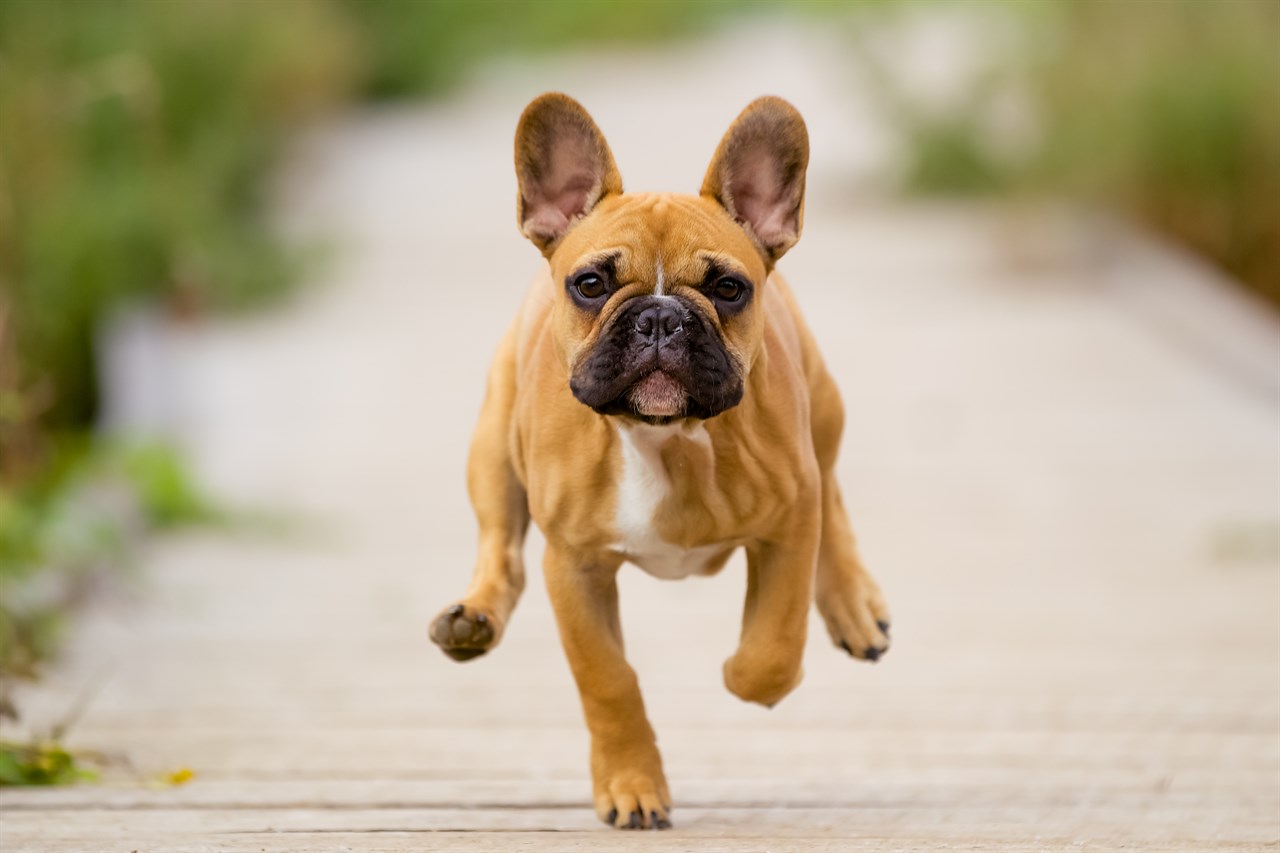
1036;0;1278;301
0;0;1276;693
869;0;1279;304
0;0;361;698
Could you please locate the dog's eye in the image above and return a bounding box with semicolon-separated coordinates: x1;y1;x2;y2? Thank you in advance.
573;273;606;300
713;277;745;302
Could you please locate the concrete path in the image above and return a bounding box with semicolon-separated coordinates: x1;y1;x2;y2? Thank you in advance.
3;21;1279;852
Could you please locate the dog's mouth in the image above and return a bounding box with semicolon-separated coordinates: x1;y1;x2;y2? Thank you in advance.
626;370;687;419
588;369;733;426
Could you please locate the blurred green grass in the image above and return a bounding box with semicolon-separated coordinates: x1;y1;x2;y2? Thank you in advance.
343;0;768;98
0;0;359;439
0;739;99;785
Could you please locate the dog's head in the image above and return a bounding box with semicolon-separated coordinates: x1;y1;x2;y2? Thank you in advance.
514;93;809;424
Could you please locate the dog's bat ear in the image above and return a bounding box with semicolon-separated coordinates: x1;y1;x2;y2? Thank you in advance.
701;97;809;264
514;93;622;256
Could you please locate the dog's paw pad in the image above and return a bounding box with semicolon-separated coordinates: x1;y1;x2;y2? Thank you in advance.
430;603;496;661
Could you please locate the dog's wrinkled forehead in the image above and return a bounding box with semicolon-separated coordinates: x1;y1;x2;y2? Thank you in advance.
551;193;765;293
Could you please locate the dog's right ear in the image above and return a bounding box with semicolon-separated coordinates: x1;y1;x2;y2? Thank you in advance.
514;93;622;256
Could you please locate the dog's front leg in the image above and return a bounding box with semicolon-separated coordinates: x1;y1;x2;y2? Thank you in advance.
724;508;821;707
430;327;529;661
544;545;672;830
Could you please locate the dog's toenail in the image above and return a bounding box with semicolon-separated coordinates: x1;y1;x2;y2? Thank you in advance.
627;810;642;829
864;646;881;662
605;808;617;825
448;604;464;617
877;619;890;635
475;612;488;625
655;814;672;829
839;640;853;656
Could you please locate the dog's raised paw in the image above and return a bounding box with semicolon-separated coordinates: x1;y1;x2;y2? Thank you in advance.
429;603;496;661
819;573;891;664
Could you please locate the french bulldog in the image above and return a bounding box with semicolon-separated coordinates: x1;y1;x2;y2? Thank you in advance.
430;93;890;830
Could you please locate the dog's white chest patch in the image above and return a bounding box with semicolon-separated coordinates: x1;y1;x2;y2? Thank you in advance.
613;422;722;580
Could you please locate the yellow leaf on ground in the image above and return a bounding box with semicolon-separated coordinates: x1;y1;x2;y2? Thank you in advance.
162;768;194;786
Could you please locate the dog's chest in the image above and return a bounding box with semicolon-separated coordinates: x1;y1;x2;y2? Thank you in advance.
612;422;731;579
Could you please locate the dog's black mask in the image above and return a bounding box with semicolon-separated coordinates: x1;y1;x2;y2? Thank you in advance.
569;295;743;423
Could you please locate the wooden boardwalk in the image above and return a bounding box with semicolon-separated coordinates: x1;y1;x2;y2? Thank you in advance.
3;27;1278;852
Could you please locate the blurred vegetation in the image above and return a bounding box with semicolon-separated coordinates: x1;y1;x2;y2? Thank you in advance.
342;0;766;99
0;739;98;785
0;0;358;444
0;0;358;730
0;733;196;786
1;441;215;699
866;0;1279;305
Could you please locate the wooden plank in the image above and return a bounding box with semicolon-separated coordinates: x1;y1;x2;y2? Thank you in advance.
4;772;1277;810
20;727;1275;781
1;806;1277;841
1;832;1266;853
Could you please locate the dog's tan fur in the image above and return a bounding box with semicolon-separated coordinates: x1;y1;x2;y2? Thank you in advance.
430;93;889;831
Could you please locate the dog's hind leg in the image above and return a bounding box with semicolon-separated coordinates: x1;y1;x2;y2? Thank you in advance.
430;324;530;661
815;474;890;661
808;367;891;662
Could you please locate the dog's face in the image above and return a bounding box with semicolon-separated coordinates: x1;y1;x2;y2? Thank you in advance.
514;94;808;423
552;194;762;422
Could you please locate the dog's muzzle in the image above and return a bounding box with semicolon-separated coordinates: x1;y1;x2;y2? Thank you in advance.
569;295;743;422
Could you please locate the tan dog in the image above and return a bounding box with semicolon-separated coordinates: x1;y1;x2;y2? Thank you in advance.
430;93;890;831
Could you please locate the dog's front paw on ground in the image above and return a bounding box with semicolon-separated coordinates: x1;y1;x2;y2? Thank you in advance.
817;575;891;663
593;753;672;830
429;603;498;661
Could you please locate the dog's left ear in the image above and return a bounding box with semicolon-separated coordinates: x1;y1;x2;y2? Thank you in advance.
515;93;622;256
701;97;809;263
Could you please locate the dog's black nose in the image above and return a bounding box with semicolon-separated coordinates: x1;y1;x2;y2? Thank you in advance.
634;302;684;344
